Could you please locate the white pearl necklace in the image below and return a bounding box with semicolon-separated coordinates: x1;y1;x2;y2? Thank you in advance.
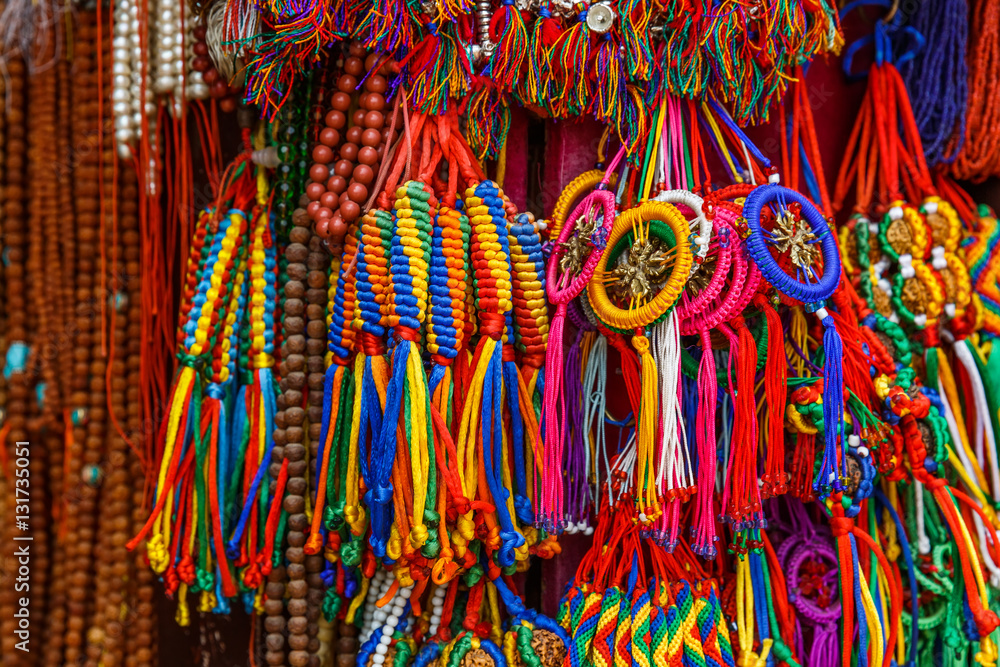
427;584;447;638
151;0;185;114
112;0;149;158
371;584;413;666
114;0;189;157
360;568;390;642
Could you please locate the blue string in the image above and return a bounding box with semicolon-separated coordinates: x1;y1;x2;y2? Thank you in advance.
483;347;524;567
707;98;772;168
899;0;968;165
370;344;408;558
813;314;845;494
503;359;534;526
749;551;773;667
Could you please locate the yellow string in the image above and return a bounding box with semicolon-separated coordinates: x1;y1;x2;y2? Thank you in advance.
736;558;773;667
346;575;369;623
701;101;741;181
634;334;661;522
176;583;190;626
497;135;508;189
407;347;431;549
946;446;997;527
345;356;366;536
487;582;503;645
856;568;885;667
641;99;667;202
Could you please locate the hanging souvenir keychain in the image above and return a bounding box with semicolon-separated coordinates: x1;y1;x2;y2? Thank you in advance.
587;197;694;527
129;143;267;618
541;146;625;533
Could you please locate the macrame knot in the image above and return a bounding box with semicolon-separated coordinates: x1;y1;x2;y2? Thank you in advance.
410;524;430;549
829;516;854;538
521;353;545;370
340;538;362;567
633;332;650;355
320;563;336;588
366;484;394;506
447;496;470;515
503;344;517;362
498;530;525;567
196;568;214;592
359;331;387;356
976;610;1000;638
243;561;263;589
304;530;324;555
205;382;226;399
178;554;197;585
433;553;460;584
164;566;180;596
323;588;343;622
922;475;947;490
395;326;421;344
396;566;415;588
514;495;534;525
431;353;455;367
456;512;476;540
976;638;999;667
147;534;169;573
480;311;506;340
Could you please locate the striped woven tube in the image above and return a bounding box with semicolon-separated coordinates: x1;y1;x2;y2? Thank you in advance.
509;212;549;405
309;221;359;558
426;197;476;578
460;179;526;570
349;209;393;553
381;180;438;566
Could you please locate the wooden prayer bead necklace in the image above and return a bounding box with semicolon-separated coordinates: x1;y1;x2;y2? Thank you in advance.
279;202;315;667
24;12;63;660
39;14;95;664
86;163;141;667
64;17;114;663
304;227;329;663
266;204;292;665
42;25;76;666
0;51;28;667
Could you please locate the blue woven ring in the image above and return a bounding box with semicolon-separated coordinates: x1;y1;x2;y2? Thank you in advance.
743;184;841;304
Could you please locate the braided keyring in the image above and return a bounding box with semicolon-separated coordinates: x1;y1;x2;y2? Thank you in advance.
587;200;695;332
742;184;841;304
546;148;625;305
547;169;614;241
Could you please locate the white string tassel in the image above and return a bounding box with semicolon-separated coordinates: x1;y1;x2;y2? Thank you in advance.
954;341;1000;504
653;314;687;498
582;335;608;512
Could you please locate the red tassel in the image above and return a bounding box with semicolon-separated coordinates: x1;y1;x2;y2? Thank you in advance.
753;296;788;497
488;1;528;92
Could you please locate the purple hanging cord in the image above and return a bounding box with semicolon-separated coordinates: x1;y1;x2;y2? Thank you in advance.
900;0;968;165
